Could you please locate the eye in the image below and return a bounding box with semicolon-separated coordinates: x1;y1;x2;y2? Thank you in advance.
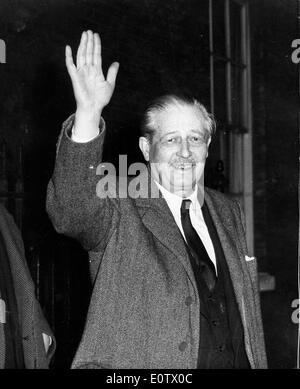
189;135;205;144
166;137;176;143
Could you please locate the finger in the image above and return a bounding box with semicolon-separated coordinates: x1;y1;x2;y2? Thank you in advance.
106;62;120;89
65;45;77;79
93;33;102;74
76;31;87;68
86;30;93;66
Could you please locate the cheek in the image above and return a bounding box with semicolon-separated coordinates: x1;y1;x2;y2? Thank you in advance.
192;147;208;161
150;145;172;163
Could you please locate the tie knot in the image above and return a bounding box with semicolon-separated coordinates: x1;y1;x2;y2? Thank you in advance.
181;199;192;213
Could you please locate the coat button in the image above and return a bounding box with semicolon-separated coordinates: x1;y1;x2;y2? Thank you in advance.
185;296;193;306
179;341;187;351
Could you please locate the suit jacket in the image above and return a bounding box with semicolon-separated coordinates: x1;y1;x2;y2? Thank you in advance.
0;204;55;368
46;115;267;369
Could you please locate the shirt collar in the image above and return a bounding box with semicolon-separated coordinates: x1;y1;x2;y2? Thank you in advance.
154;181;199;212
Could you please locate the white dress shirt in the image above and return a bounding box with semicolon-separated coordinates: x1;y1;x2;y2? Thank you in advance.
155;181;217;273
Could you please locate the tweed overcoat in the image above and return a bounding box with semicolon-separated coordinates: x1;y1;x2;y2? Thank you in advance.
47;115;267;369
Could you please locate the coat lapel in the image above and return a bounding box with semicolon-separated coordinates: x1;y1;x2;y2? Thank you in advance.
203;190;245;295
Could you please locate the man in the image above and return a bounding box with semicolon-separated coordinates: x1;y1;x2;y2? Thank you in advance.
47;30;267;368
0;204;55;368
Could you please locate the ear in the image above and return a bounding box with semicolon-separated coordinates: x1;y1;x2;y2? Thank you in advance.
206;137;211;158
139;136;150;162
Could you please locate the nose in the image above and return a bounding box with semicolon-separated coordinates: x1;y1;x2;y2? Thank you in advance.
178;139;191;158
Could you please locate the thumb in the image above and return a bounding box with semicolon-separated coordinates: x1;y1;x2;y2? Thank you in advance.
65;45;77;81
106;62;119;89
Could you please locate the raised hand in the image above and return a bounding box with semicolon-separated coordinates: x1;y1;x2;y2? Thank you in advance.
65;30;119;139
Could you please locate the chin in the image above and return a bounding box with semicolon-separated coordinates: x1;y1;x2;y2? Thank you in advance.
172;186;195;197
173;172;198;187
167;180;196;195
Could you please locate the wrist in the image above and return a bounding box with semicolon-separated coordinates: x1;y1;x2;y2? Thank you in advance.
74;108;102;139
75;107;102;123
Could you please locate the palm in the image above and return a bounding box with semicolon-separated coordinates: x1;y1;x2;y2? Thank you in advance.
73;66;114;111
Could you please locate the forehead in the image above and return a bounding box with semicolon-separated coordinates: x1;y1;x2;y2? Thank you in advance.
155;104;205;136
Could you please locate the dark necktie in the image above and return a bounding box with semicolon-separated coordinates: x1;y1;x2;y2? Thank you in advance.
180;199;217;291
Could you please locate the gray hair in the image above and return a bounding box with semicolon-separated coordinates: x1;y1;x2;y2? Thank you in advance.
140;94;216;142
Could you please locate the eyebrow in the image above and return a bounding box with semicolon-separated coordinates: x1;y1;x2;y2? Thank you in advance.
190;129;205;135
159;129;206;140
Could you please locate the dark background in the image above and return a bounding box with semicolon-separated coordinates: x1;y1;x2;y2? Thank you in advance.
0;0;298;368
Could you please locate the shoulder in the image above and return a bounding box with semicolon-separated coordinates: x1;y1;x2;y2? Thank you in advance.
0;203;8;217
204;187;248;252
204;187;244;227
205;186;240;209
0;203;17;229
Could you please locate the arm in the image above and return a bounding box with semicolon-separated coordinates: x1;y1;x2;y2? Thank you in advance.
0;205;56;366
46;31;120;251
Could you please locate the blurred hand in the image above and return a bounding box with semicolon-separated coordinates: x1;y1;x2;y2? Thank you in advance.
42;333;52;354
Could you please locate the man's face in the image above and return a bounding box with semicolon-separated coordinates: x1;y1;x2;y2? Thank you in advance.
139;104;211;197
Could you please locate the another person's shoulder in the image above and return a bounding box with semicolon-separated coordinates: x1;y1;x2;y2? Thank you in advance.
0;204;25;249
0;202;7;214
0;203;14;223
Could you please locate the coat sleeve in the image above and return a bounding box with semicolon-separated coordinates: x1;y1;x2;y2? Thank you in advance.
46;115;120;252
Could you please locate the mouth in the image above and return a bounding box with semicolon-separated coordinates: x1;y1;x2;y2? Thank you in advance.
171;162;195;170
